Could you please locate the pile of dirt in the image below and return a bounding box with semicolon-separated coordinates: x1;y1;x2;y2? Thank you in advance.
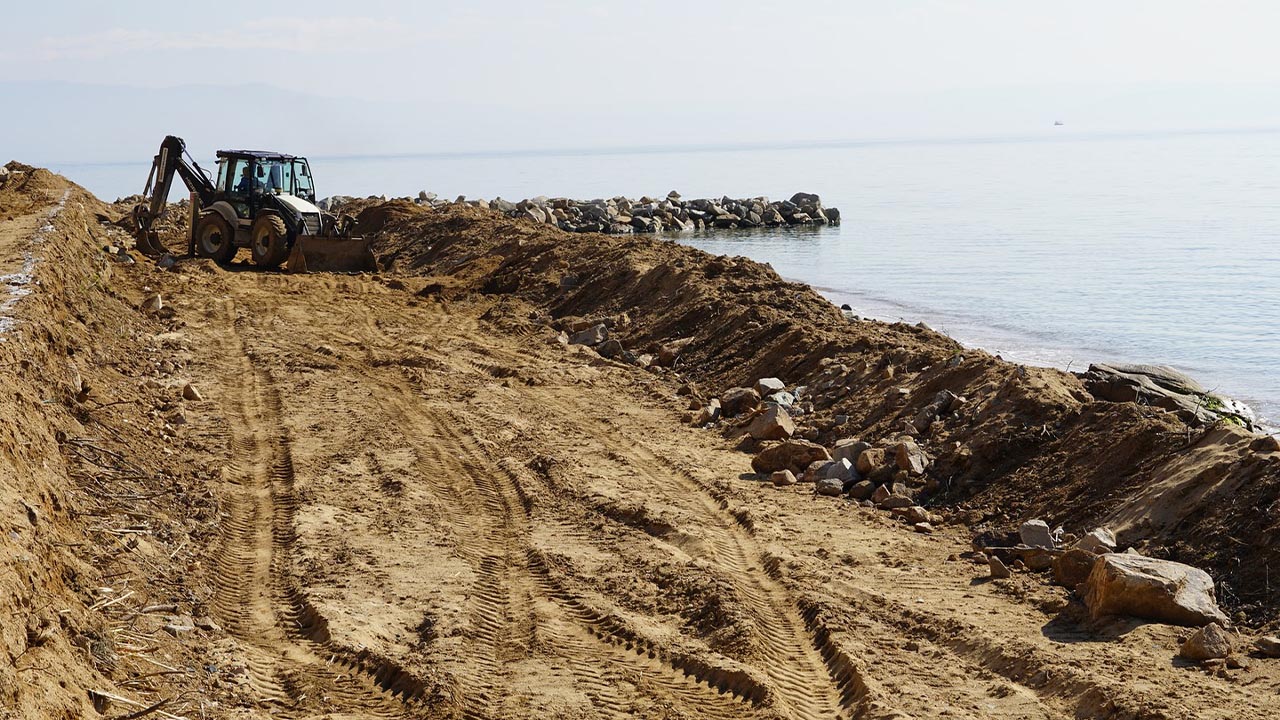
0;172;231;718
362;201;1280;626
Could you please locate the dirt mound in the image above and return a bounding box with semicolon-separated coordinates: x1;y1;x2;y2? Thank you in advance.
0;171;236;718
364;202;1280;626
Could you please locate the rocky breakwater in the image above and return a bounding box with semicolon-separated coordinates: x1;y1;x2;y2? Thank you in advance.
327;191;840;235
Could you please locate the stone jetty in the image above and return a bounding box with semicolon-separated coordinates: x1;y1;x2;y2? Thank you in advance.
326;191;840;235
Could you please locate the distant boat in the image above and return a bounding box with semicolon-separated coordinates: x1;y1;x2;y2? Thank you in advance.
1053;120;1064;126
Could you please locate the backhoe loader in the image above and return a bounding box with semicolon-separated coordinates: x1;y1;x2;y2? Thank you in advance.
131;135;374;272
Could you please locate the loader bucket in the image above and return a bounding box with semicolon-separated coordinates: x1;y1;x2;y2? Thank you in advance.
286;235;376;273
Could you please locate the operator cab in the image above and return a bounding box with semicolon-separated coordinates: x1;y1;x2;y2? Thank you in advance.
214;150;317;218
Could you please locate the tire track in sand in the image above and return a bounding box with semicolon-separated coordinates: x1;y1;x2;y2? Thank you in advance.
204;298;426;719
532;390;862;720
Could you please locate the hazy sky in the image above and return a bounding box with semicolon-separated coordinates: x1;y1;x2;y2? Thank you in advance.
5;1;1280;161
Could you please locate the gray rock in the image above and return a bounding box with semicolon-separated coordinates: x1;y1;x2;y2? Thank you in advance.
1081;363;1254;428
1180;623;1234;661
832;439;871;466
1083;553;1227;626
815;478;844;497
766;391;796;408
569;324;608;346
1019;520;1056;549
819;457;858;484
754;377;786;396
895;441;929;475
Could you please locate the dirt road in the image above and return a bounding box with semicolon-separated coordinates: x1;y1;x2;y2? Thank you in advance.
3;172;1278;719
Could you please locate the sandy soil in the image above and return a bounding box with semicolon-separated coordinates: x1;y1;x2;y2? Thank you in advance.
2;169;1279;719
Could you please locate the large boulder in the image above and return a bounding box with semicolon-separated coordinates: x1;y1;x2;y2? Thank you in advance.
751;440;831;475
1082;554;1227;626
747;406;796;441
1080;363;1254;428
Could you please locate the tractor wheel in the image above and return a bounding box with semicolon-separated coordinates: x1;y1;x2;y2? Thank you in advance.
250;214;290;268
194;213;236;264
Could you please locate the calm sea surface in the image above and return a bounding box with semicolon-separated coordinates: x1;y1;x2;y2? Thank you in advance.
52;130;1280;423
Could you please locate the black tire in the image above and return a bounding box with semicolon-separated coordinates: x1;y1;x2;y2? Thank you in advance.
250;214;290;268
194;213;236;264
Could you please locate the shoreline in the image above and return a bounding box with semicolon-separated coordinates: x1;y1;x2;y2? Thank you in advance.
808;285;1277;435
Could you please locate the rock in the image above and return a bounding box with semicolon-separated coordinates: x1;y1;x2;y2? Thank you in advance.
880;495;914;510
569;324;608;346
989;556;1012;579
140;294;164;315
754;377;786;396
1251;435;1280;452
819;457;858;484
1052;548;1098;589
721;387;762;416
597;338;625;359
1073;527;1117;555
847;480;875;500
181;383;204;402
831;439;871;466
913;522;935;534
1253;636;1280;658
657;341;689;367
856;447;886;474
194;616;222;632
790;192;821;205
770;470;797;487
1180;623;1234;661
815;478;844;497
1019;520;1056;549
1083;553;1228;626
893;505;932;524
870;484;891;504
751;439;831;475
767;391;796;408
1016;547;1056;572
1081;363;1253;428
162;619;196;637
747;406;796;441
894;441;929;475
692;399;721;425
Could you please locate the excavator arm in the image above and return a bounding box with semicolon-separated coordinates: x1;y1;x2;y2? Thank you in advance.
131;136;217;256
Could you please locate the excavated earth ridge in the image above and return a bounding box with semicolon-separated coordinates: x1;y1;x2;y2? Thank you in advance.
1;166;1278;720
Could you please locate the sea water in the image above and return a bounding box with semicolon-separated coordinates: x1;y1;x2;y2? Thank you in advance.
50;129;1280;423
